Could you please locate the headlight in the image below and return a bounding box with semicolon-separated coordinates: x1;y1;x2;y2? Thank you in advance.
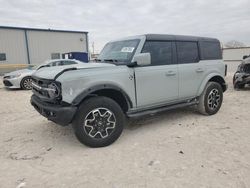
47;83;61;99
9;74;21;79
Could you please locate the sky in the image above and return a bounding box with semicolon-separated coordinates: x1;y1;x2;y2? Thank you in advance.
0;0;250;53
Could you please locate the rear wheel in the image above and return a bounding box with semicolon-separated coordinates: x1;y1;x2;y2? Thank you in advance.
197;82;223;115
21;77;33;90
72;96;125;147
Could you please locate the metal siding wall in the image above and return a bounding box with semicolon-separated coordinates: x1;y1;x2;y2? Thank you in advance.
27;31;87;64
223;48;250;61
0;29;28;64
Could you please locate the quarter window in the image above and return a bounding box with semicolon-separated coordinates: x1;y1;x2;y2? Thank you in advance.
176;42;199;64
142;41;172;65
0;53;6;61
200;41;222;60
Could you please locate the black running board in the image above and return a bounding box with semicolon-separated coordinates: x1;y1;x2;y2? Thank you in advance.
127;100;198;118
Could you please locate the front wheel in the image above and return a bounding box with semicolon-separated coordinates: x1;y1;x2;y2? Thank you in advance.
72;96;125;147
21;77;33;90
197;82;223;115
234;82;245;89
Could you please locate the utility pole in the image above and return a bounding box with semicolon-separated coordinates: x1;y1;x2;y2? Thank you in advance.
92;42;95;55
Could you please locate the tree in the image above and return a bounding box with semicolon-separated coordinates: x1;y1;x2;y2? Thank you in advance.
224;40;246;48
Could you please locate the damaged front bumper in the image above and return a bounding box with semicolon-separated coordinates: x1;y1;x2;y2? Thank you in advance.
30;95;77;126
233;72;250;85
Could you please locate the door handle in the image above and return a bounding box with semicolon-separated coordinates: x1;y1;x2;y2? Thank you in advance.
165;71;176;76
196;68;204;73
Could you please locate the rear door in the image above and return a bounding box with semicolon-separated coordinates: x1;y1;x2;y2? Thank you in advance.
134;41;179;108
176;41;206;99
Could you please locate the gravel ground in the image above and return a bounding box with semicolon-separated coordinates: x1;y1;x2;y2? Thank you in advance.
0;61;250;188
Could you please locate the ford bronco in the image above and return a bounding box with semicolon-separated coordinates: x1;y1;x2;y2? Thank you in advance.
233;56;250;89
31;34;227;147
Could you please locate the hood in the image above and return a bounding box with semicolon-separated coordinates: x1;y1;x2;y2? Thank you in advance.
4;68;34;76
32;62;116;80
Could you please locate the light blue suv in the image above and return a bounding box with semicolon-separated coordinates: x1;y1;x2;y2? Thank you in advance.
31;34;227;147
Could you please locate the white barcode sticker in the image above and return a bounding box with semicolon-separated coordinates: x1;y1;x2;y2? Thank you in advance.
121;47;135;53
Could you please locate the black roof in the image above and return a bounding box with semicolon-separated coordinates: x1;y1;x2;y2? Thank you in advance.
145;34;219;42
0;26;88;34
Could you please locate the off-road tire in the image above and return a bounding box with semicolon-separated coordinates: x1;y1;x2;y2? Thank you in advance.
20;76;33;90
197;82;223;115
234;82;245;89
72;96;125;147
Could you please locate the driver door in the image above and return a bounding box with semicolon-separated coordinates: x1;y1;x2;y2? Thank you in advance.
134;41;179;108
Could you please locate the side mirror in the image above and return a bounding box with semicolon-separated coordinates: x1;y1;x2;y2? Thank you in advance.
243;55;248;60
133;53;151;66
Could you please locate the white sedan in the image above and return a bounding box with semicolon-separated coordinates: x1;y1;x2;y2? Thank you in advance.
3;59;84;90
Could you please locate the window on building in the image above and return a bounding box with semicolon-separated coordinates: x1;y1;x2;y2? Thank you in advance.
142;41;173;65
51;53;60;59
176;42;199;64
0;53;6;61
200;41;222;60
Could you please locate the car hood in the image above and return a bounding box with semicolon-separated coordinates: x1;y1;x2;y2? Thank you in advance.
4;69;34;76
33;62;116;80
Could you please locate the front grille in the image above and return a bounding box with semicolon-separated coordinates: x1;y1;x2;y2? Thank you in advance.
3;80;13;86
32;77;51;88
31;76;61;103
243;64;250;73
32;77;51;98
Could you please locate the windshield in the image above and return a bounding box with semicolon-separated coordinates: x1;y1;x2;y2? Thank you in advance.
27;60;50;70
27;64;40;70
98;39;140;63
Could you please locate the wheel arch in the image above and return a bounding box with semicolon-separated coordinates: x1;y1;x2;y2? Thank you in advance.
72;84;133;113
198;74;227;96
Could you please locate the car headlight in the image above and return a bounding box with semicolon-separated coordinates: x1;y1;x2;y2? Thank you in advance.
9;74;21;79
47;82;61;99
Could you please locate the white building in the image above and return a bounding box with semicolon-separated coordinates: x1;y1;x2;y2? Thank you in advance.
0;26;88;65
223;47;250;61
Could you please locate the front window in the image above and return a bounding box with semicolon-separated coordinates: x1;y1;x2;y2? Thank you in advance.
98;39;140;63
142;41;173;66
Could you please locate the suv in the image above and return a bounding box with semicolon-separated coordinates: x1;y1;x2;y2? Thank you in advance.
31;34;227;147
233;56;250;89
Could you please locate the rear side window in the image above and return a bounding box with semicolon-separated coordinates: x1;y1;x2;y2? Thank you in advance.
176;42;199;64
200;41;222;60
142;41;172;65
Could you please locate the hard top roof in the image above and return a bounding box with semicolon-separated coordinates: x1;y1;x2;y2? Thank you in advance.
145;34;219;42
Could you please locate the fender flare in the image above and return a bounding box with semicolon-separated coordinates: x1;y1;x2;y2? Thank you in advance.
197;73;226;96
71;84;133;108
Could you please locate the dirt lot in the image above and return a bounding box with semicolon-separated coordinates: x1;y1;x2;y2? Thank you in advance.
0;62;250;188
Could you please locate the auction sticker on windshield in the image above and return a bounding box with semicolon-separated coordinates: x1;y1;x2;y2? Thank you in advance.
121;47;135;53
